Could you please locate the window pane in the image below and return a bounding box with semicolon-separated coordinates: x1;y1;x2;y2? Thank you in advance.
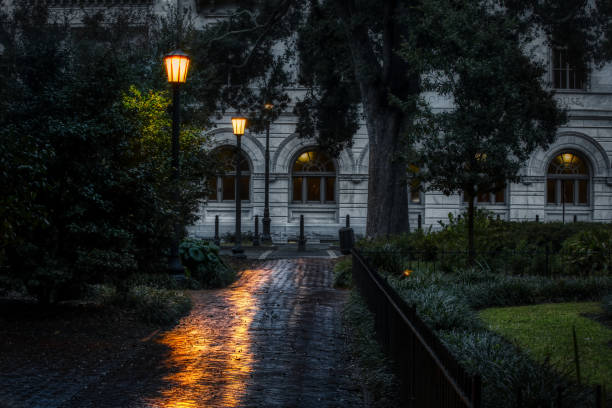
409;184;420;203
562;179;574;203
293;177;303;202
223;176;235;201
307;177;320;201
209;177;217;200
547;179;556;204
560;69;567;89
494;189;505;203
239;176;249;201
477;192;489;203
325;177;335;202
578;180;588;204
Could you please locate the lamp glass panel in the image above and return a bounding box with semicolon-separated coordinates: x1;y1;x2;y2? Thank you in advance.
232;118;246;135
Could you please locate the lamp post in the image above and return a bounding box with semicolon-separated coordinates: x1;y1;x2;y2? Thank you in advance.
232;116;247;258
261;102;274;243
163;50;190;275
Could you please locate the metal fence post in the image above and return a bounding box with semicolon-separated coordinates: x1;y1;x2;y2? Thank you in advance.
472;375;482;408
346;214;350;228
298;214;306;251
214;215;220;246
536;214;539;223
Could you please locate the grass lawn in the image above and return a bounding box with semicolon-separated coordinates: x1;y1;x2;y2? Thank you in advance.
480;302;612;387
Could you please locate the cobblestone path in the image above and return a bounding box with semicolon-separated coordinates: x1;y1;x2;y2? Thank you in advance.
65;259;362;407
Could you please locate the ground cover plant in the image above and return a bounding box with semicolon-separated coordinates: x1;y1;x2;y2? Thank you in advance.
480;302;612;388
342;291;401;407
179;239;235;288
333;257;353;289
357;231;612;407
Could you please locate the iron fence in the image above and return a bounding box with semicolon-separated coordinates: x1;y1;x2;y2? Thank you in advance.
352;249;481;408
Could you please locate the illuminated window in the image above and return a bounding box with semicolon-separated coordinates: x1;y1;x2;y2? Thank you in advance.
546;151;589;205
208;146;250;202
552;48;586;90
291;150;336;203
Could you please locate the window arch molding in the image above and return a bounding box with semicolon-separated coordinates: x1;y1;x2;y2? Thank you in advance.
290;148;338;204
208;145;252;203
546;150;591;206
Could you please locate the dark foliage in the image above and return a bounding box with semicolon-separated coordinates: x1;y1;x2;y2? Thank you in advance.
0;3;214;302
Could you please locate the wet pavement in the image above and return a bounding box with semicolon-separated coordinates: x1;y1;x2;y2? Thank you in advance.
29;258;360;408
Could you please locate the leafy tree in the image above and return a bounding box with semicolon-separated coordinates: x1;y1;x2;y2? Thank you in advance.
0;2;214;302
190;0;612;237
404;0;568;262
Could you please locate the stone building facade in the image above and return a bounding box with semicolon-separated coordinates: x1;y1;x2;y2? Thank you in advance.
27;0;612;241
190;66;612;243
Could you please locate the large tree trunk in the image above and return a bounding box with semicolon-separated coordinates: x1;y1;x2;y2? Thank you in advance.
335;0;415;237
365;110;409;236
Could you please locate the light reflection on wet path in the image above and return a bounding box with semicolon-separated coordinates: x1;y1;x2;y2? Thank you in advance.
140;259;361;408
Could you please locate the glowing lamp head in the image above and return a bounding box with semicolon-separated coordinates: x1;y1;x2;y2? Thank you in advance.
264;102;274;110
231;117;247;136
163;50;190;84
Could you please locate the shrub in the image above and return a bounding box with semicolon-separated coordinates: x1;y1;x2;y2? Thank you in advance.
333;257;353;288
561;229;612;276
125;285;192;325
179;239;235;288
602;294;612;317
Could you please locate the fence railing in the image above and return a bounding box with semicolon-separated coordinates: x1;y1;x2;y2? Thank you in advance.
352;249;481;408
357;248;612;277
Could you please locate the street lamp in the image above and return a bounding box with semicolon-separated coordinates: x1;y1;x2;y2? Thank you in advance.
232;116;247;258
164;49;191;275
261;102;274;243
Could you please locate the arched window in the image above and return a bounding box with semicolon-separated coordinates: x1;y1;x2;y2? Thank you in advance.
208;146;250;202
291;150;336;203
546;151;589;205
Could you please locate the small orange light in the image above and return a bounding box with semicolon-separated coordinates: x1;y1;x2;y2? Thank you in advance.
264;102;274;110
403;269;413;277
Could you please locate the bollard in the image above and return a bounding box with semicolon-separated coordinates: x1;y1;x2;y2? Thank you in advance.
339;214;354;255
573;214;577;223
253;215;260;246
298;215;306;251
214;215;220;246
418;214;422;230
496;214;500;221
536;214;539;223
